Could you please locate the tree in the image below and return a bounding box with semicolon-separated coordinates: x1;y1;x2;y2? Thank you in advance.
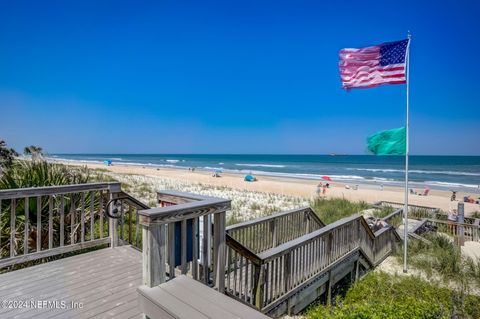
0;140;18;171
24;145;44;161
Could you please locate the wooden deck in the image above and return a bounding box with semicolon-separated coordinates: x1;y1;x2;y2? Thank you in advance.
0;246;143;319
138;275;268;319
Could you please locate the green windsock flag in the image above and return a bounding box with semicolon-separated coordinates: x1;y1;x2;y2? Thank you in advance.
367;127;406;155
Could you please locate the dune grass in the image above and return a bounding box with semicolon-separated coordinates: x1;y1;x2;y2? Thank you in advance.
396;233;480;288
310;197;370;224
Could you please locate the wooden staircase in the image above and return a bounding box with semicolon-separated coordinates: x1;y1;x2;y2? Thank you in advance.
225;208;400;317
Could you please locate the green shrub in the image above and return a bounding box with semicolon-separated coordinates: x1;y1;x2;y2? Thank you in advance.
0;160;90;189
396;233;480;286
306;272;480;319
371;205;395;218
470;211;480;219
310;198;369;224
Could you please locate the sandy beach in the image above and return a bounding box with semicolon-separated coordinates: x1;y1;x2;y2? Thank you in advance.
59;160;480;216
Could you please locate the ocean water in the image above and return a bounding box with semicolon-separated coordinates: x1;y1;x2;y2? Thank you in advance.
50;154;480;192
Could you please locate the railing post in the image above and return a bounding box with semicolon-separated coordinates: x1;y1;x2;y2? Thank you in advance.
253;263;265;309
142;223;167;287
284;252;291;293
455;202;465;246
326;231;333;264
326;270;332;306
474;219;480;242
271;219;277;247
213;210;226;292
305;213;310;234
108;183;122;248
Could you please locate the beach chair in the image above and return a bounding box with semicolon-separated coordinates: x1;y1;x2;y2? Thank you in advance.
419;188;430;196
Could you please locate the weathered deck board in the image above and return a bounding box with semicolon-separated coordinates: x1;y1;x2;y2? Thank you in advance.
0;246;143;319
138;275;269;319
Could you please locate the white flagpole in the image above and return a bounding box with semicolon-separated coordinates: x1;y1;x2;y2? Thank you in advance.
403;32;411;273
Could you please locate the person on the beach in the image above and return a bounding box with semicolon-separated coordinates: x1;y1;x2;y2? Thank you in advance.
447;209;458;234
450;191;457;201
322;184;327;197
380;184;384;191
316;182;322;196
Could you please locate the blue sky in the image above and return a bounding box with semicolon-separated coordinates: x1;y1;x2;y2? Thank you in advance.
1;0;479;155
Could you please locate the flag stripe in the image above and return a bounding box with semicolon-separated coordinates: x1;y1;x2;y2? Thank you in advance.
347;74;406;83
341;68;405;82
342;71;405;83
349;80;406;89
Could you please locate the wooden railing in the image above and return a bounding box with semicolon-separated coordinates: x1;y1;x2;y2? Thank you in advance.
374;201;440;214
138;191;231;292
117;191;150;250
374;201;478;225
425;219;480;242
415;212;479;226
380;207;403;226
0;182;127;268
226;207;324;254
225;213;398;312
374;201;480;243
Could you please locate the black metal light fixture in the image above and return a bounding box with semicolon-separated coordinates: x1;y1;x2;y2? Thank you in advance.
104;197;129;219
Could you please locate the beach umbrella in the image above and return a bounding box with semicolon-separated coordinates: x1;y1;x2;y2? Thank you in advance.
321;176;332;181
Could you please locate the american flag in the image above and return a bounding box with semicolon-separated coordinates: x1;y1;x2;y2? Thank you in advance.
339;39;409;89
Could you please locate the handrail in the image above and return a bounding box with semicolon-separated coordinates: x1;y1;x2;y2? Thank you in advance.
226;207;325;255
226;234;262;266
157;190;220;204
258;214;365;261
426;218;480;229
374;201;440;212
119;191;150;210
380;207;403;223
138;196;230;225
226;207;324;231
0;182;121;200
375;202;479;228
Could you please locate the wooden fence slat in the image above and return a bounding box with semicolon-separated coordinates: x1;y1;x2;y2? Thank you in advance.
119;200;124;241
48;195;53;249
192;217;199;280
135;208;140;248
181;219;187;274
202;215;209;284
0;199;2;255
24;197;29;255
70;197;76;245
90;191;94;241
60;195;64;247
10;198;16;257
168;222;175;279
99;193;104;239
80;192;85;243
128;207;132;244
36;196;41;252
